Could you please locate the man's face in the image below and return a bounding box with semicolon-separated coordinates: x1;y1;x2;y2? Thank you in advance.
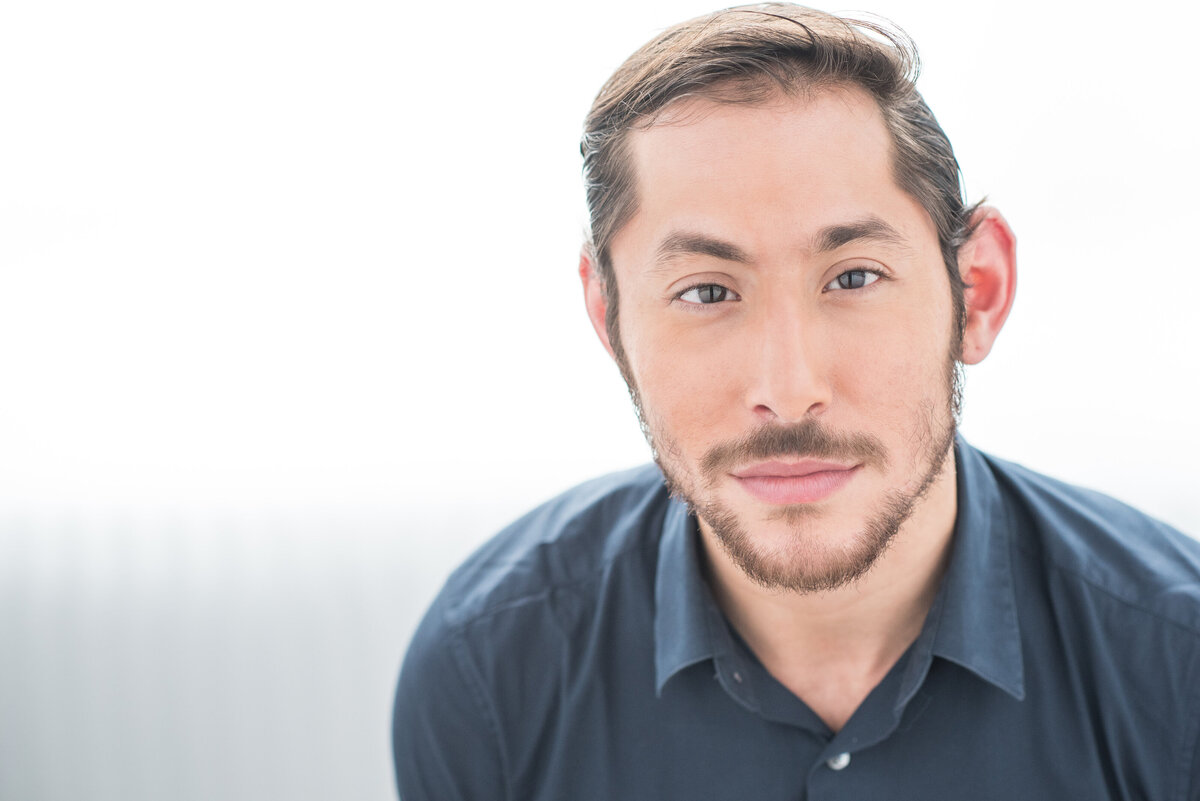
604;86;960;592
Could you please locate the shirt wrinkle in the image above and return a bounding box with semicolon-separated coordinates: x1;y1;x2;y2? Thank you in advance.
1015;540;1200;640
450;631;513;801
447;523;657;632
442;464;668;629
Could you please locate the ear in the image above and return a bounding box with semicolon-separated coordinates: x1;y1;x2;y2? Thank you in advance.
957;207;1017;365
580;247;617;361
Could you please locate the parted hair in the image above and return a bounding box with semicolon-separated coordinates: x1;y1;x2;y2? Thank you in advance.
580;3;980;354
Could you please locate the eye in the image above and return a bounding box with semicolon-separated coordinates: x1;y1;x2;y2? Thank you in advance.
676;283;739;305
824;269;882;292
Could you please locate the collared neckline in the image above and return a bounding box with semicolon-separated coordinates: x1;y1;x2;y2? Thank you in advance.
654;497;722;696
904;437;1026;703
653;436;1025;705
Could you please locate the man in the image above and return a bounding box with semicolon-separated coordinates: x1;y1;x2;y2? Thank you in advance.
393;4;1200;798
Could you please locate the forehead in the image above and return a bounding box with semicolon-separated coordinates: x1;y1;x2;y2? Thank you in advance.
614;85;932;260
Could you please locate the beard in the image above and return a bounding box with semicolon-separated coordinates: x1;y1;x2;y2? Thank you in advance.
684;409;956;593
617;344;961;594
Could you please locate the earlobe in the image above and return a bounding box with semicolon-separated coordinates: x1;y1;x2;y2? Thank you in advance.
958;208;1017;365
580;247;617;361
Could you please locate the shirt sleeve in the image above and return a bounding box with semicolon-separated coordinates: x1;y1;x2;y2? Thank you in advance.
393;613;508;801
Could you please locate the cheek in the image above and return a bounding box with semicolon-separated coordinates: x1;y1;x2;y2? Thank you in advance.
623;319;743;446
827;301;954;415
635;348;728;425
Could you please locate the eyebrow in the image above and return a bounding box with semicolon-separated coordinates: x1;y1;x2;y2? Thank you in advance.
652;215;910;270
812;215;910;254
654;232;752;266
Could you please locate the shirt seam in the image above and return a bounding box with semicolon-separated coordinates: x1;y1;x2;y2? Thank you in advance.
450;629;514;801
1012;537;1200;640
447;531;657;630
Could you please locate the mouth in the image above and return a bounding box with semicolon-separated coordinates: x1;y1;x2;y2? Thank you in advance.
731;460;860;505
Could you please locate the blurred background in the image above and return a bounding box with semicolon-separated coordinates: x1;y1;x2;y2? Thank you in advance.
2;0;1197;798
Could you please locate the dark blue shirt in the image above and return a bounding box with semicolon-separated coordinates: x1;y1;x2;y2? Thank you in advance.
394;440;1200;800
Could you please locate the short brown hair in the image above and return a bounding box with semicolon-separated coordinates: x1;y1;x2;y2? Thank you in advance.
581;2;980;357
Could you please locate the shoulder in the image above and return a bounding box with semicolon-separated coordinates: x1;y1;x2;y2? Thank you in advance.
394;464;671;798
424;462;670;632
976;450;1200;798
982;449;1200;635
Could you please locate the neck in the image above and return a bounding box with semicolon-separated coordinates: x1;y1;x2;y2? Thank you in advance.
698;446;958;729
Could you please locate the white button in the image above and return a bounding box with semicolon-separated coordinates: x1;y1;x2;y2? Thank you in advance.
732;671;743;683
826;752;851;771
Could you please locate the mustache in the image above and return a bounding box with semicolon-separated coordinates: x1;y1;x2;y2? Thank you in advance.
700;419;888;479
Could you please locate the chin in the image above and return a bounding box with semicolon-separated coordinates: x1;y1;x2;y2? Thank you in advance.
700;494;906;593
694;452;951;593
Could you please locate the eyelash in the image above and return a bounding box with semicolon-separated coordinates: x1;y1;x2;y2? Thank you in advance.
673;283;740;307
823;267;887;292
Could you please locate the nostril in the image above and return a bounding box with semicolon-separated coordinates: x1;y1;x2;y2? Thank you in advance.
753;401;826;423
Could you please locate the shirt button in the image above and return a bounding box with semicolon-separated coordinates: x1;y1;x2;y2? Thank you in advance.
826;752;851;771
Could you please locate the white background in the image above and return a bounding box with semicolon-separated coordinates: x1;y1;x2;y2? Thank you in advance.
1;1;1197;799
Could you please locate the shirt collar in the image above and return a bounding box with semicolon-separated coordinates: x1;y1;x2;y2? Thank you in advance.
654;497;719;696
653;436;1025;702
919;436;1025;701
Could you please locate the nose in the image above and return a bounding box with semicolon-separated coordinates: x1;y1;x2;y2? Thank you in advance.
745;298;831;424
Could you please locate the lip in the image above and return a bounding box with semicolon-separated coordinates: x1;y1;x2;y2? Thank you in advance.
732;460;860;504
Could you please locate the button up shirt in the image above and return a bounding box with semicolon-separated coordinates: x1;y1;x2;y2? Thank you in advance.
394;439;1200;800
